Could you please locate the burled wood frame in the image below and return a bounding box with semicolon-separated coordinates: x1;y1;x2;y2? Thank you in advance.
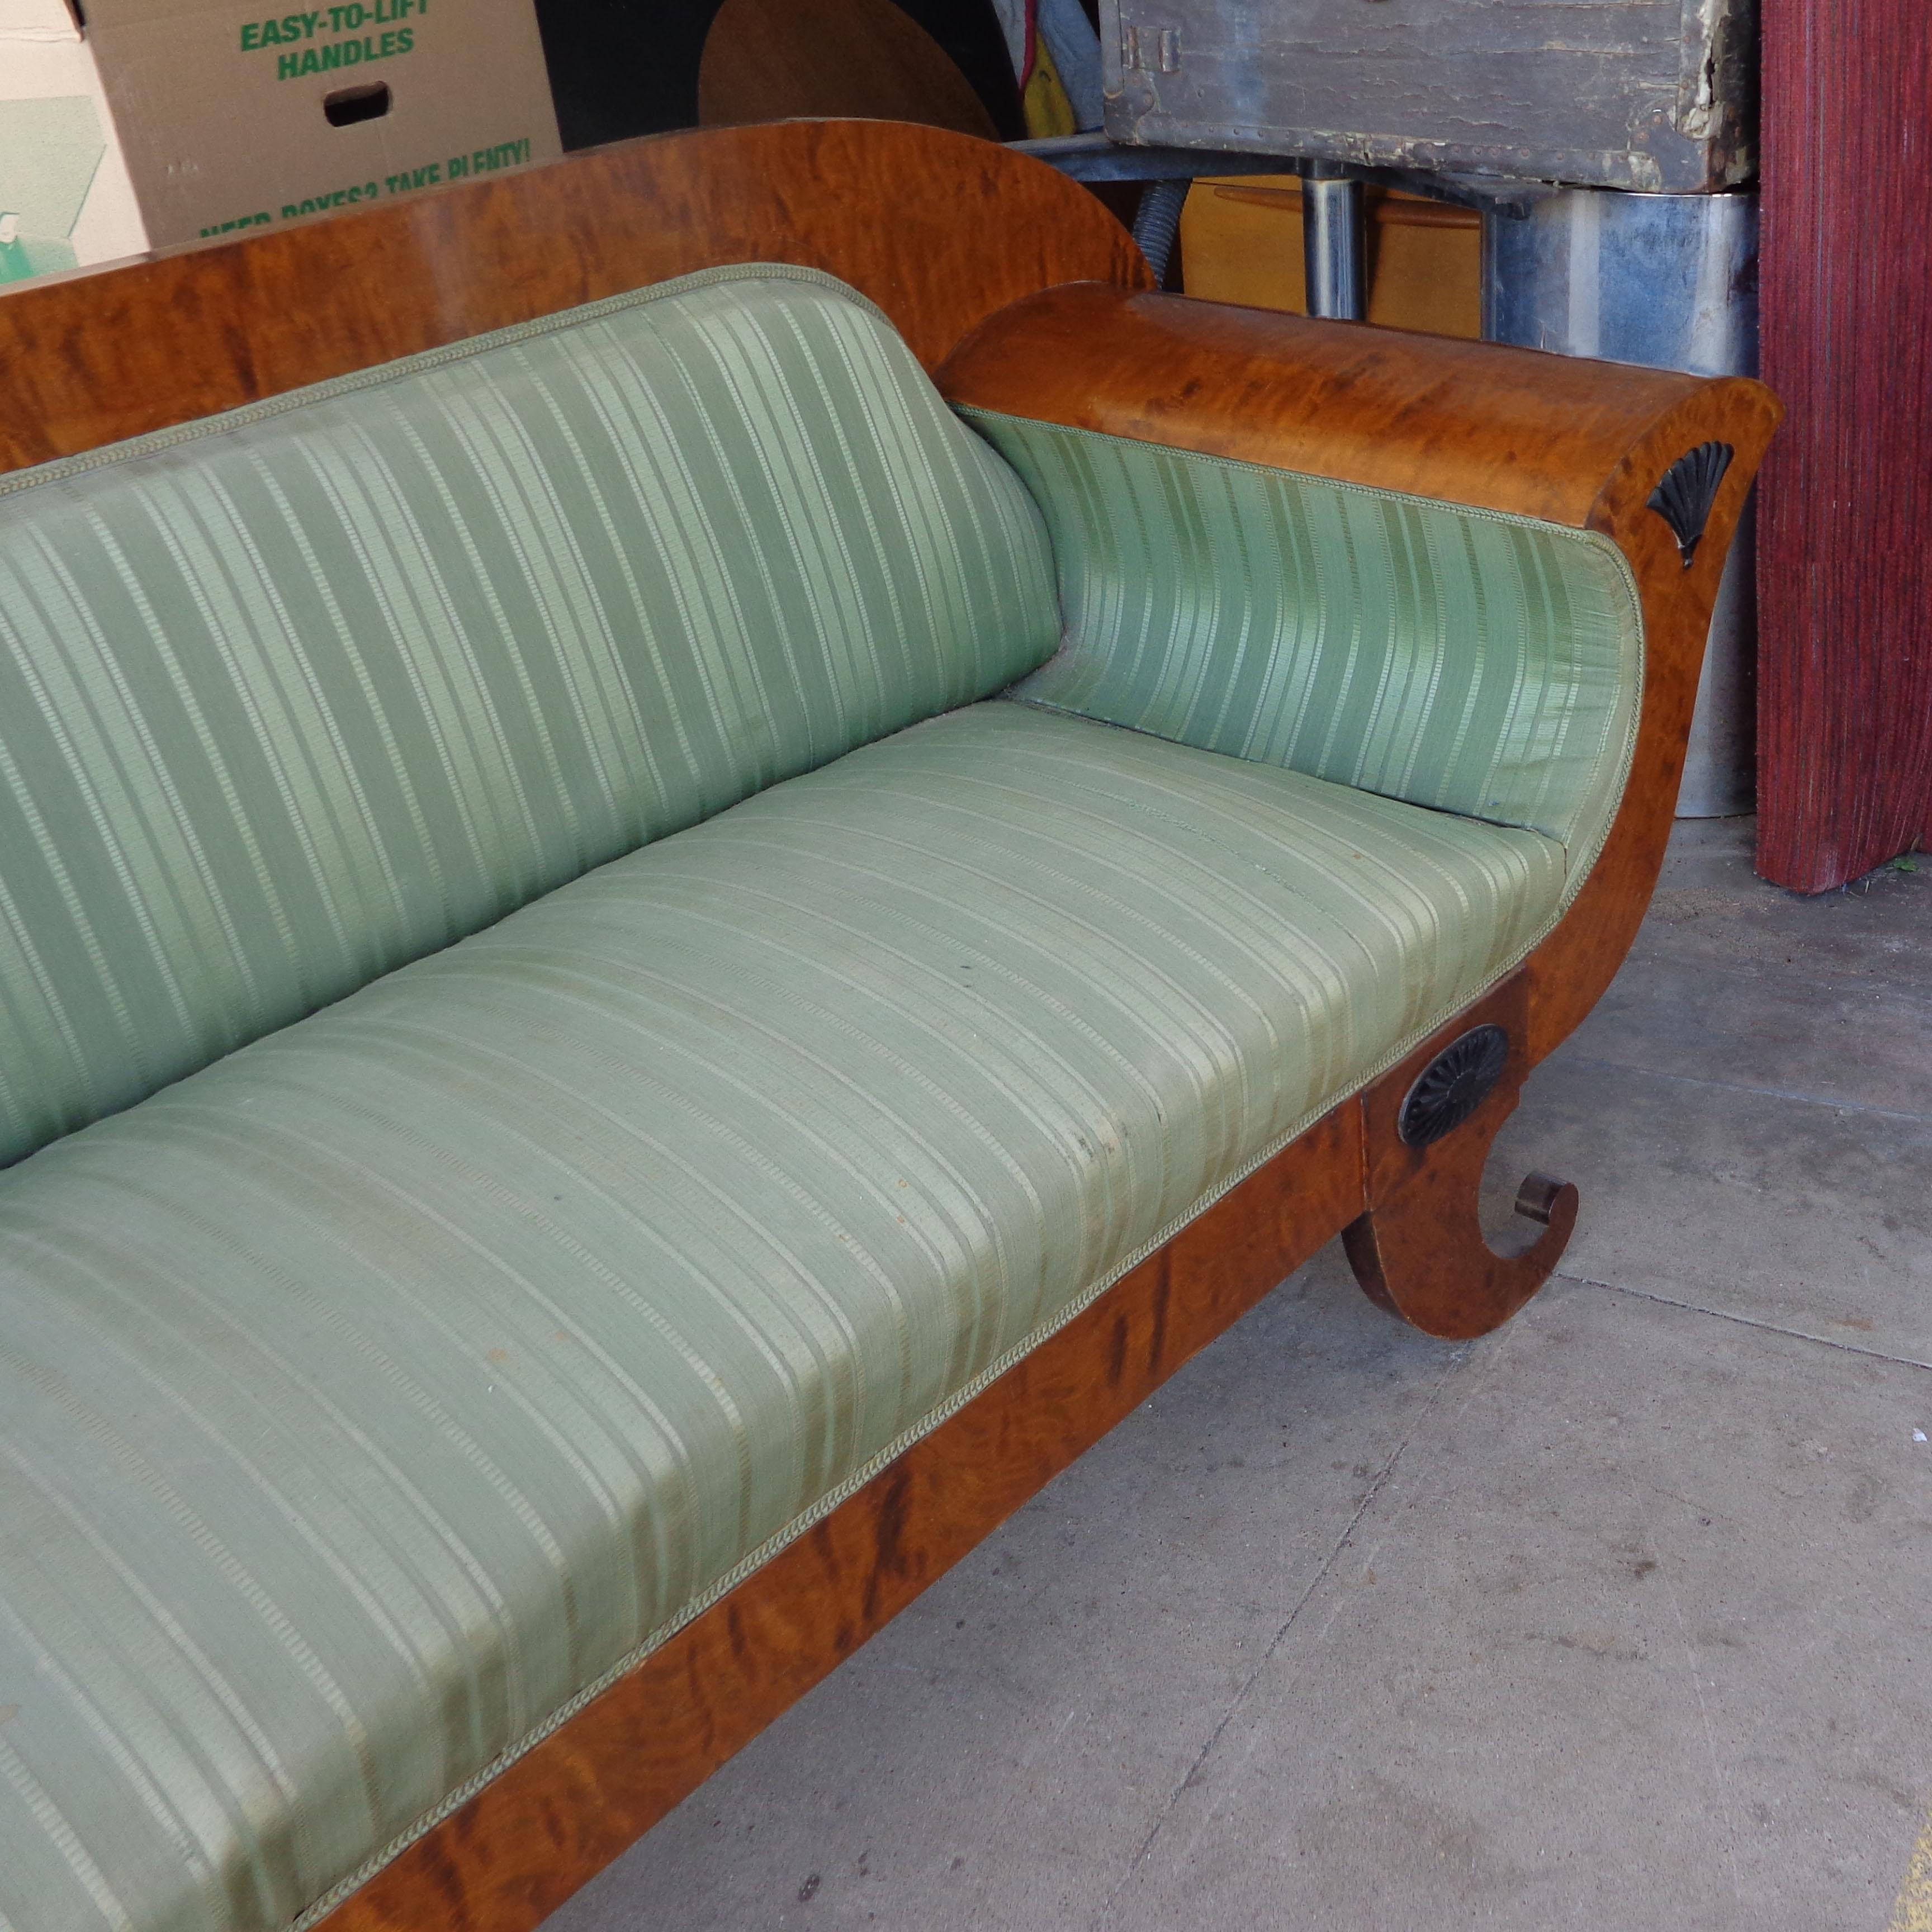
0;120;1779;1932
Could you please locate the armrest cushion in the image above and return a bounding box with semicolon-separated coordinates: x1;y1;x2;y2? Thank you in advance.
962;407;1643;864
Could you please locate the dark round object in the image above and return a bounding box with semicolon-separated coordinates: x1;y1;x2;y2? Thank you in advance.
1398;1024;1510;1147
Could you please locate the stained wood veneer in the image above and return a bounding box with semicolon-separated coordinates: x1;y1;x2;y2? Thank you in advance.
939;280;1768;530
1343;972;1578;1339
0;120;1149;473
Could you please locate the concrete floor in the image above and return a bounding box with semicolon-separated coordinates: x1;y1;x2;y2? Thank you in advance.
547;818;1932;1931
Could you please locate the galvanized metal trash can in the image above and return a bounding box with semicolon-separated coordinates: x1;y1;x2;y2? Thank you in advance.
1483;188;1760;818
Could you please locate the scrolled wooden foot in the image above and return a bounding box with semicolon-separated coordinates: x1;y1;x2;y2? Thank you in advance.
1343;974;1578;1340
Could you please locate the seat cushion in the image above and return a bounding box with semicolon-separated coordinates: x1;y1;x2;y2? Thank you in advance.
0;702;1566;1932
0;266;1057;1166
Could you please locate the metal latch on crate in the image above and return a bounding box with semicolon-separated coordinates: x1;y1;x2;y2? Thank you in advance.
1120;24;1181;72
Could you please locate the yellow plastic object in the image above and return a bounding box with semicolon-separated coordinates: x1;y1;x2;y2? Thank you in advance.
1021;34;1079;137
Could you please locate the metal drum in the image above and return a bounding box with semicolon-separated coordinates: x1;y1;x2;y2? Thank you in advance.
1484;189;1759;818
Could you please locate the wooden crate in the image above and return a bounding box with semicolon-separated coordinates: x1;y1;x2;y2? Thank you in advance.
1102;0;1755;192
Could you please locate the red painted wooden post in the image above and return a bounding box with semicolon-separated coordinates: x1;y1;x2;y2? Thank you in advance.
1756;0;1932;891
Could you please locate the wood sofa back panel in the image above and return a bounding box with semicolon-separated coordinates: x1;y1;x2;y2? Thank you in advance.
0;121;1151;477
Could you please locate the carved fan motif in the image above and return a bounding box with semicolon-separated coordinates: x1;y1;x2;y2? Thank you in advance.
1647;441;1735;567
1398;1024;1510;1147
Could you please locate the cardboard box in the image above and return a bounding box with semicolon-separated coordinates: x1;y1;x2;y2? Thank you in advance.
1179;177;1483;343
0;0;558;286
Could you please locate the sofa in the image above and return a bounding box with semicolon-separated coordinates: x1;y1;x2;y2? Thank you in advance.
0;120;1778;1932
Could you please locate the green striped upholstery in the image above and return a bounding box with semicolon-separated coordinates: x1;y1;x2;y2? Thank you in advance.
962;411;1642;859
0;267;1058;1168
0;239;1651;1932
0;702;1570;1932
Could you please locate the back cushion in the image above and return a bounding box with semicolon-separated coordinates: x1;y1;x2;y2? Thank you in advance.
0;266;1059;1165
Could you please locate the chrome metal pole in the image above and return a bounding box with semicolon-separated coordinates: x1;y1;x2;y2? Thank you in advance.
1301;162;1366;320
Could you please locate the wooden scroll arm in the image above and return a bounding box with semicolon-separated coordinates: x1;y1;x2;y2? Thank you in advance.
943;287;1782;1337
940;286;1783;1070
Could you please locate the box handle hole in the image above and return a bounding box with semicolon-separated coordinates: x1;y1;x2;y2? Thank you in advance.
324;83;391;127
